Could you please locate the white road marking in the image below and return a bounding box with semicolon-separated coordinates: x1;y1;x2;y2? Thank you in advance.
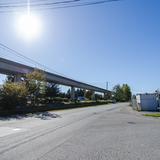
13;128;21;131
0;127;23;137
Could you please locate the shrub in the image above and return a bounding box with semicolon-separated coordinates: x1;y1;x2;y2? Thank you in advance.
0;82;28;110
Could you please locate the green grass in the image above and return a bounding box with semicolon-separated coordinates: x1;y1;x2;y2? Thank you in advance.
143;113;160;117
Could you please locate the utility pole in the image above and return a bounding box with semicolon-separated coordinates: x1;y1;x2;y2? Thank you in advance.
106;81;109;90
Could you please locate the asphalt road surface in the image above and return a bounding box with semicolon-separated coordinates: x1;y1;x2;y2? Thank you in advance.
0;103;160;160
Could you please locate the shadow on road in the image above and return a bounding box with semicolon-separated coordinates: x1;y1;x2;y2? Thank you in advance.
0;111;61;121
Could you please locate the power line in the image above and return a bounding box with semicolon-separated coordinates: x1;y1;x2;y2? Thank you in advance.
40;0;121;11
0;42;73;78
0;0;80;8
0;0;122;13
0;0;64;5
0;43;43;68
0;43;104;86
0;43;110;89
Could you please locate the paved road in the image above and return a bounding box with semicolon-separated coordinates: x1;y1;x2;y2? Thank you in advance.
0;103;160;160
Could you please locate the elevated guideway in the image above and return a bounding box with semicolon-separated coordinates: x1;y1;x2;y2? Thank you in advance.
0;57;110;96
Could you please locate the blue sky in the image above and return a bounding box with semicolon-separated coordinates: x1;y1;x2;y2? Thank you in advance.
0;0;160;93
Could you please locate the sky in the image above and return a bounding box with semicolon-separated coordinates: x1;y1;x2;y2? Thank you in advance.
0;0;160;93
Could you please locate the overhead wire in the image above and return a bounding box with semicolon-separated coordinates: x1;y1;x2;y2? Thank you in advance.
0;43;110;88
0;42;87;81
0;0;80;8
0;0;122;13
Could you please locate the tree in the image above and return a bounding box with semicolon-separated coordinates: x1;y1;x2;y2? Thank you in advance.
95;94;103;100
121;84;132;101
46;83;60;98
6;75;15;82
25;69;46;105
26;69;45;81
85;90;93;100
25;69;45;94
113;84;124;102
66;89;71;99
58;92;66;98
74;89;85;98
78;89;85;97
113;84;131;102
0;82;28;110
0;71;45;109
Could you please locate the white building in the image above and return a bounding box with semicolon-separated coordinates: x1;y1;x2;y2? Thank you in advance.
136;93;158;111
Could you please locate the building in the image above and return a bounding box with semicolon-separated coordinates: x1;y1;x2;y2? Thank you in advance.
132;93;159;111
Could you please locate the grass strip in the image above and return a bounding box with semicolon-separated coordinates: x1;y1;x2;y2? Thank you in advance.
143;113;160;117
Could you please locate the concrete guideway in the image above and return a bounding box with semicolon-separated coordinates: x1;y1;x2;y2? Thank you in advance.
0;103;160;160
0;57;110;99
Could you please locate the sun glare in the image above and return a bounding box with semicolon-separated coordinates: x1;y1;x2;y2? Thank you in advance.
16;13;42;41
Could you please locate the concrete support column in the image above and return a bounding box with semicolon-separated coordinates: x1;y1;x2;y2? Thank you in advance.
91;91;95;101
104;93;107;100
14;74;21;82
71;86;75;101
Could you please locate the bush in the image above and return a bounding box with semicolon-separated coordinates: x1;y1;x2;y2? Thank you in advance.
0;82;28;110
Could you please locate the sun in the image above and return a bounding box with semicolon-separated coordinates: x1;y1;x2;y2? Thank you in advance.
16;13;42;41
